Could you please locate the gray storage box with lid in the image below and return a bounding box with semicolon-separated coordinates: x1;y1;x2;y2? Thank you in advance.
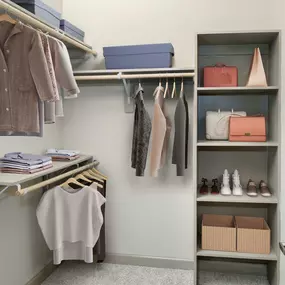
11;0;61;27
60;19;85;41
103;43;174;69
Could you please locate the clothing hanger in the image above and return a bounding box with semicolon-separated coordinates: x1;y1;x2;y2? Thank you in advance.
163;79;170;98
171;78;177;99
75;174;92;183
85;170;105;183
81;171;103;188
90;168;107;180
180;78;184;94
82;171;105;184
0;10;17;24
60;178;85;189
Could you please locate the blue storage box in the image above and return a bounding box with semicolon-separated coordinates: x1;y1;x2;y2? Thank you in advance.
103;43;174;69
11;0;61;27
60;19;85;41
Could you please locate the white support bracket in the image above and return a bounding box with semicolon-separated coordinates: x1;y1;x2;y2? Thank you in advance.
118;72;134;113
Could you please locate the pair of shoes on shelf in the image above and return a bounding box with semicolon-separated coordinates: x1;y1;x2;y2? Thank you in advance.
247;179;271;197
221;169;243;196
200;178;219;195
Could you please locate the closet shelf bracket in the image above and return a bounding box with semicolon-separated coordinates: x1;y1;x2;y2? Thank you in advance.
118;72;134;113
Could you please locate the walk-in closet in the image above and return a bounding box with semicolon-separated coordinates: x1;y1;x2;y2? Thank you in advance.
0;0;285;285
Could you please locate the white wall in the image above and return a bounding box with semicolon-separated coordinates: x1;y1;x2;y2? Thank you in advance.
42;0;63;13
61;0;282;262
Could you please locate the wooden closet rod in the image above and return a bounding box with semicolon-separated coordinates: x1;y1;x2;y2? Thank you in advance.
0;0;97;55
75;72;195;81
15;160;99;196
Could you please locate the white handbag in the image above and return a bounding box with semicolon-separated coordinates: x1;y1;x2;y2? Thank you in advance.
206;109;247;140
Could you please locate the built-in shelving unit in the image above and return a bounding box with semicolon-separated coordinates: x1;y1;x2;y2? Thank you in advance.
193;31;281;285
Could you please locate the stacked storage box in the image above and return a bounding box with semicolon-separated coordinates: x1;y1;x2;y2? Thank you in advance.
103;43;174;69
11;0;61;27
60;19;85;41
201;214;271;254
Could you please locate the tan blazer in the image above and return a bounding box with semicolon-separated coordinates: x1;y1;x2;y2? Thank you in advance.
150;86;172;177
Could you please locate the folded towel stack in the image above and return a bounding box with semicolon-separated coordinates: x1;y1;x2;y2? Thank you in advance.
0;152;53;174
46;149;80;161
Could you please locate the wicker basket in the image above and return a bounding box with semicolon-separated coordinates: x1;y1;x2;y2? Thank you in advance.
236;216;270;254
202;214;236;252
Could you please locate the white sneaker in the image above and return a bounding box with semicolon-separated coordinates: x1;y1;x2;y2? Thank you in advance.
232;170;243;196
221;169;231;196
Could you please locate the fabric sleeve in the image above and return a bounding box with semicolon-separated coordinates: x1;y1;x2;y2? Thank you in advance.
29;31;56;102
36;190;56;250
53;40;80;98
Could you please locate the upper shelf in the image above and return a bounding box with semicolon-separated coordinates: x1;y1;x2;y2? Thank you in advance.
0;0;96;55
197;141;279;147
0;155;93;187
197;86;279;95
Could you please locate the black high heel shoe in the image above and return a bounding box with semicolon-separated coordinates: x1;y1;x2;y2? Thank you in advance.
211;178;219;195
199;178;208;195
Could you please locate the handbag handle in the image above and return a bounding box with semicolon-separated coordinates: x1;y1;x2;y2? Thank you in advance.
215;111;244;136
214;63;226;67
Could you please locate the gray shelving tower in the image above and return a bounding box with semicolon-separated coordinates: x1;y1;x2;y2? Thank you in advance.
193;31;281;285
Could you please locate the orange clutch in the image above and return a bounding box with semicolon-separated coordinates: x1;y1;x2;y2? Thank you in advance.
229;116;266;142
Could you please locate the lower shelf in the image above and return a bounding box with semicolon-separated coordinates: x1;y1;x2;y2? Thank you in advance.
197;248;277;261
197;189;278;204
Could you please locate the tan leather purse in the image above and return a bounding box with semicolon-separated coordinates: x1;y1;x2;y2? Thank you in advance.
246;48;268;87
229;116;266;142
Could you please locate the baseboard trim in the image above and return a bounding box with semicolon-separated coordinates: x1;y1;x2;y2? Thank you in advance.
105;253;194;270
26;262;57;285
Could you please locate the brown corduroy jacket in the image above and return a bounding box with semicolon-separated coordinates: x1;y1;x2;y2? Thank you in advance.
0;22;56;134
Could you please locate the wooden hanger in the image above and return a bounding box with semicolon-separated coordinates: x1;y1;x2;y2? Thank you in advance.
90;168;107;180
60;178;85;188
180;77;184;95
84;170;104;183
171;78;177;99
75;174;92;183
163;79;170;98
0;13;17;24
81;171;104;188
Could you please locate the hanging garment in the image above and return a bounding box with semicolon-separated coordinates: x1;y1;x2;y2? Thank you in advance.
150;86;172;177
37;184;106;265
0;22;56;134
44;38;80;123
131;86;152;176
48;37;80;98
172;91;189;176
40;33;60;101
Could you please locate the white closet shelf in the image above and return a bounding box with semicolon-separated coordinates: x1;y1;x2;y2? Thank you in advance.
197;190;278;204
0;155;93;186
197;141;279;147
197;248;277;261
197;86;279;95
0;0;96;54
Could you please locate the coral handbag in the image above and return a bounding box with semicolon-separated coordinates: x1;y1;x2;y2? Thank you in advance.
229;116;266;142
204;64;238;87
